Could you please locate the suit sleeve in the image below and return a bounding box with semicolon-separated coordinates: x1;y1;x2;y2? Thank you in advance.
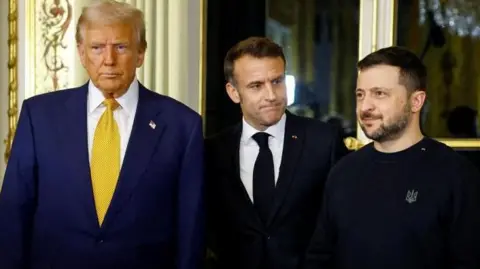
204;137;222;266
176;116;205;269
329;127;349;168
0;100;37;269
449;158;480;268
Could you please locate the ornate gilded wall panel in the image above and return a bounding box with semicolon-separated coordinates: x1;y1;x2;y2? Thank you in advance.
26;0;76;97
5;0;82;163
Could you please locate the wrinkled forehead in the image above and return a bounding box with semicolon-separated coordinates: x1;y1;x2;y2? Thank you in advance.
356;65;404;91
233;56;285;84
84;23;135;43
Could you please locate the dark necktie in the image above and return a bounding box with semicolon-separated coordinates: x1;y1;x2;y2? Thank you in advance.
252;132;275;224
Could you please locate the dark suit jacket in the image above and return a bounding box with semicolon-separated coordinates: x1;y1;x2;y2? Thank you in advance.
0;83;205;269
205;112;348;269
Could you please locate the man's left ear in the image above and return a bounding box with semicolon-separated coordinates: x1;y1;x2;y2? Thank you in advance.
410;90;427;113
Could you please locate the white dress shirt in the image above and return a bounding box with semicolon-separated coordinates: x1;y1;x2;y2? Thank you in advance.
239;113;286;202
87;79;139;165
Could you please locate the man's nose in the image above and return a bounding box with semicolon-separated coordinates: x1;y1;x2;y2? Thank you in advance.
265;83;277;101
104;46;116;65
358;96;375;112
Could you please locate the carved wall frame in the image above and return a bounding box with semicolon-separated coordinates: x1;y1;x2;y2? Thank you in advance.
5;0;18;162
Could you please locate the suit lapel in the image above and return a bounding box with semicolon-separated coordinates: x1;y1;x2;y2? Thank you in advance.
61;84;99;230
102;85;166;227
266;113;304;226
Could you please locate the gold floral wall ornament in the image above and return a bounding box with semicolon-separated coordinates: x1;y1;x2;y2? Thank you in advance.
39;0;73;91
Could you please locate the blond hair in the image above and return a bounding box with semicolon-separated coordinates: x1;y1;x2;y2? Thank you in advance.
75;0;147;51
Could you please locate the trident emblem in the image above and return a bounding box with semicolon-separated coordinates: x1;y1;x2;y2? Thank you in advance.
405;189;418;204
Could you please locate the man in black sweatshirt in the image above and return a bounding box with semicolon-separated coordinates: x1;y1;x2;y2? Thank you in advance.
303;46;480;269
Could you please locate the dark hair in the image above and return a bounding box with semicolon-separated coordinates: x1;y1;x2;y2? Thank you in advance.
224;37;286;84
357;46;427;92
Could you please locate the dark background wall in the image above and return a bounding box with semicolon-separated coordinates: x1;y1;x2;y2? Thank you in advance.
204;0;266;136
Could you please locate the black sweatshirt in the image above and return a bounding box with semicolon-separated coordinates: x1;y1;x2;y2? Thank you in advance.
304;137;480;269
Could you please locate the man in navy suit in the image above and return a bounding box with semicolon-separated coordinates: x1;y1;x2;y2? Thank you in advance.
0;1;204;268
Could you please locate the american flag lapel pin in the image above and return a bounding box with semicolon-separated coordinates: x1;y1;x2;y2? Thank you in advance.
292;135;298;139
149;120;156;129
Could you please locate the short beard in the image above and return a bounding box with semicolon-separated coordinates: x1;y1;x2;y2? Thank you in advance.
361;102;411;143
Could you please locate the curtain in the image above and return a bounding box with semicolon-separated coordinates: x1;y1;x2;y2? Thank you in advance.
122;0;201;112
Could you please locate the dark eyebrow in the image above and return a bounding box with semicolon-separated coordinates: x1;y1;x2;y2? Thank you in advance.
271;74;285;81
246;80;264;88
369;87;392;91
356;87;391;92
246;74;285;87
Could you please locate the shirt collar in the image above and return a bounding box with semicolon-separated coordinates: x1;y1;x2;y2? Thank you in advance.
87;78;139;116
241;113;286;145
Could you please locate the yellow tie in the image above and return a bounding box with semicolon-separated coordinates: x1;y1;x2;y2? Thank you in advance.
90;98;121;226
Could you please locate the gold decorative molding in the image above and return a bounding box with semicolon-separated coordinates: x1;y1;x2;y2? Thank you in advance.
343;136;480;151
344;137;364;151
435;139;480;149
5;0;18;163
199;0;207;122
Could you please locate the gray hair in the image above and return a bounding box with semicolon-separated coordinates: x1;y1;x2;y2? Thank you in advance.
75;0;147;51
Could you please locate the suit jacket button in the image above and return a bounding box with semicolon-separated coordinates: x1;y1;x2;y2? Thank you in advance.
97;239;104;244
